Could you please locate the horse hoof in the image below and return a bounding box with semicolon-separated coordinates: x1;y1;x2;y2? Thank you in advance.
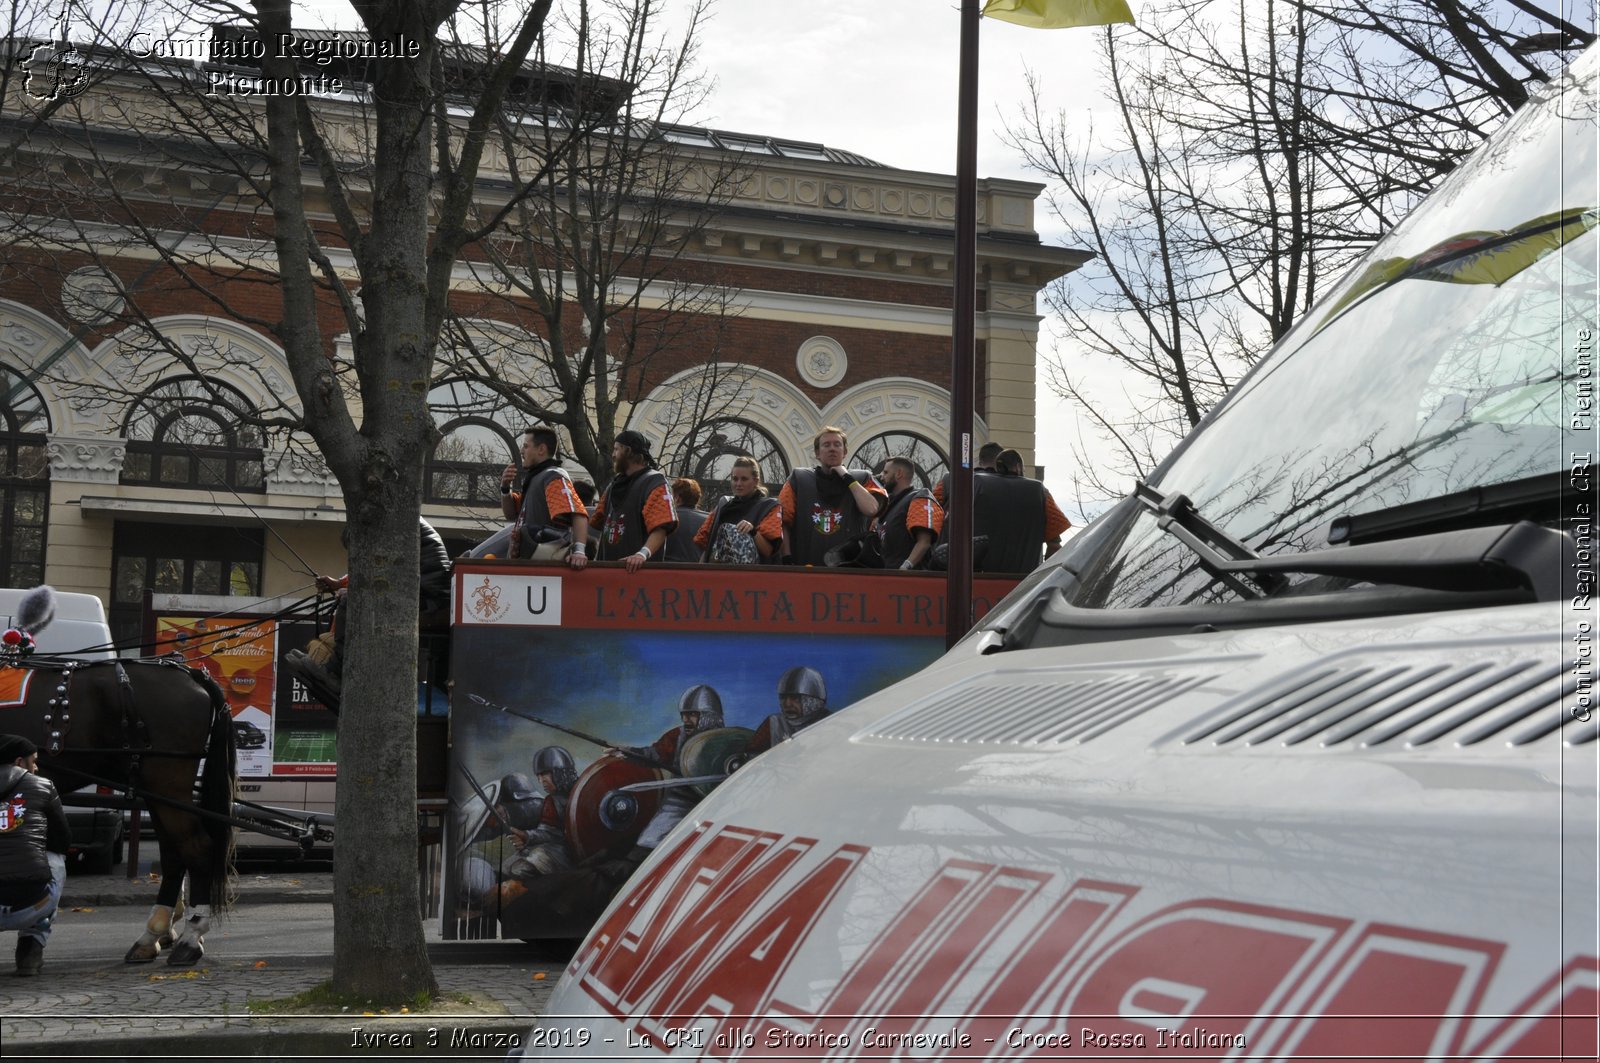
124;943;159;964
158;932;176;949
165;941;204;967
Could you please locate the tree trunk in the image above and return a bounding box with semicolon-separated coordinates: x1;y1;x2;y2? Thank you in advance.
332;477;436;999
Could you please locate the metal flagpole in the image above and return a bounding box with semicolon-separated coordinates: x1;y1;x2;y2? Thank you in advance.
946;0;981;648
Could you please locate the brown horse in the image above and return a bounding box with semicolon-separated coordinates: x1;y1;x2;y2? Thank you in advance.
0;653;237;965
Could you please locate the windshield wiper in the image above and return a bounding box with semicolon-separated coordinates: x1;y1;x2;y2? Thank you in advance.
1328;470;1566;546
1218;520;1570;601
1138;481;1571;601
1134;483;1288;599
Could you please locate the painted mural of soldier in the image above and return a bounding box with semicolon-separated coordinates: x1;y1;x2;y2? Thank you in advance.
623;684;726;850
503;747;578;879
492;684;747;936
746;667;831;756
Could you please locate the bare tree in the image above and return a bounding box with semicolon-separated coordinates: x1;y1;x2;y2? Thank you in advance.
0;0;730;999
1011;0;1591;507
435;0;752;486
1008;31;1254;495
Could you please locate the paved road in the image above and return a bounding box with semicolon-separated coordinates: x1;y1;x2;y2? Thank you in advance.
39;901;336;964
0;893;572;1060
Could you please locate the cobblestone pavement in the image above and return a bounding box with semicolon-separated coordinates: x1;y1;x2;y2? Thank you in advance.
0;872;570;1060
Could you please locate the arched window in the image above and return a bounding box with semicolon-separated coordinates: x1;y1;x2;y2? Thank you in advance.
0;365;50;587
850;431;948;490
426;380;518;507
121;378;264;491
678;419;790;501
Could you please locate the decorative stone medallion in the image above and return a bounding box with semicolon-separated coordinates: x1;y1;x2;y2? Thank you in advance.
60;267;125;326
796;336;847;389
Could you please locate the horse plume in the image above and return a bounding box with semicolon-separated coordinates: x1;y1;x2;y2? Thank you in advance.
15;585;55;634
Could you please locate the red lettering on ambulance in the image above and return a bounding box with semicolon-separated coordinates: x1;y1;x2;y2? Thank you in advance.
748;860;1009;1055
952;881;1139;1056
578;824;796;1017
571;822;709;988
1455;955;1598;1063
837;866;1052;1056
618;830;811;1023
1038;901;1350;1056
680;844;868;1058
1280;925;1502;1060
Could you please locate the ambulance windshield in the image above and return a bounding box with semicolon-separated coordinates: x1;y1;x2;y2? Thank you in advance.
1069;47;1597;612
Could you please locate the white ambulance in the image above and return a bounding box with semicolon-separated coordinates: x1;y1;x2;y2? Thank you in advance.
520;44;1598;1061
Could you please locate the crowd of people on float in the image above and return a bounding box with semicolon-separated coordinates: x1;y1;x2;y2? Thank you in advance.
489;423;1071;575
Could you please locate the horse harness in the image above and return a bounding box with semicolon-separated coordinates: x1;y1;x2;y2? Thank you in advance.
9;656;212;775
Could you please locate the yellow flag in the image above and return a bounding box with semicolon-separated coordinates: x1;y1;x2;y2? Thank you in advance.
982;0;1134;28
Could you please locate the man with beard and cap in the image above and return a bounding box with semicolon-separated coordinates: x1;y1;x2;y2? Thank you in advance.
746;668;831;756
592;429;677;572
875;456;943;570
778;425;886;566
0;735;68;976
497;425;591;569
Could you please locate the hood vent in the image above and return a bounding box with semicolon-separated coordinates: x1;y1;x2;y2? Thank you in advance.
861;672;1210;746
1185;653;1586;750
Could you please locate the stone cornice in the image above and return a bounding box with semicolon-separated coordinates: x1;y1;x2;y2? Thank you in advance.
1;210;1052;331
5;75;1085;289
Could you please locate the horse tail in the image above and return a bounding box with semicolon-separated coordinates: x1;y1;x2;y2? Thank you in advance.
193;667;238;913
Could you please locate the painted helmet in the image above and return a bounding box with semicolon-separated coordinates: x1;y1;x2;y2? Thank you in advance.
678;684;725;733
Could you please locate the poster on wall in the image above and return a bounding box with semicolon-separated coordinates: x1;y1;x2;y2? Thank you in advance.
148;595;339;778
269;619;338;776
152;613;278;778
443;562;1018;941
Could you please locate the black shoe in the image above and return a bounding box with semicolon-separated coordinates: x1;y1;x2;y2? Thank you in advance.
15;937;43;976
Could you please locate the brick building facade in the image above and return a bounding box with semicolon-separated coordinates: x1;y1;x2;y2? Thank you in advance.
0;37;1084;638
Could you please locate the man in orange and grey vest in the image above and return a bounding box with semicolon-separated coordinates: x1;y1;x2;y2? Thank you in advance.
971;448;1071;574
876;456;943;570
498;425;591;569
779;425;887;566
592;430;677;573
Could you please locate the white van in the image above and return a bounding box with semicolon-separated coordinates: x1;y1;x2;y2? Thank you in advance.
0;587;116;660
520;43;1598;1062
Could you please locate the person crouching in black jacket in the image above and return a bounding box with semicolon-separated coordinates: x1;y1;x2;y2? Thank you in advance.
0;735;69;976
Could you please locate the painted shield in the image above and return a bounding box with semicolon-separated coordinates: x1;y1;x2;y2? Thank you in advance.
565;754;669;861
679;726;755;797
455;777;501;853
